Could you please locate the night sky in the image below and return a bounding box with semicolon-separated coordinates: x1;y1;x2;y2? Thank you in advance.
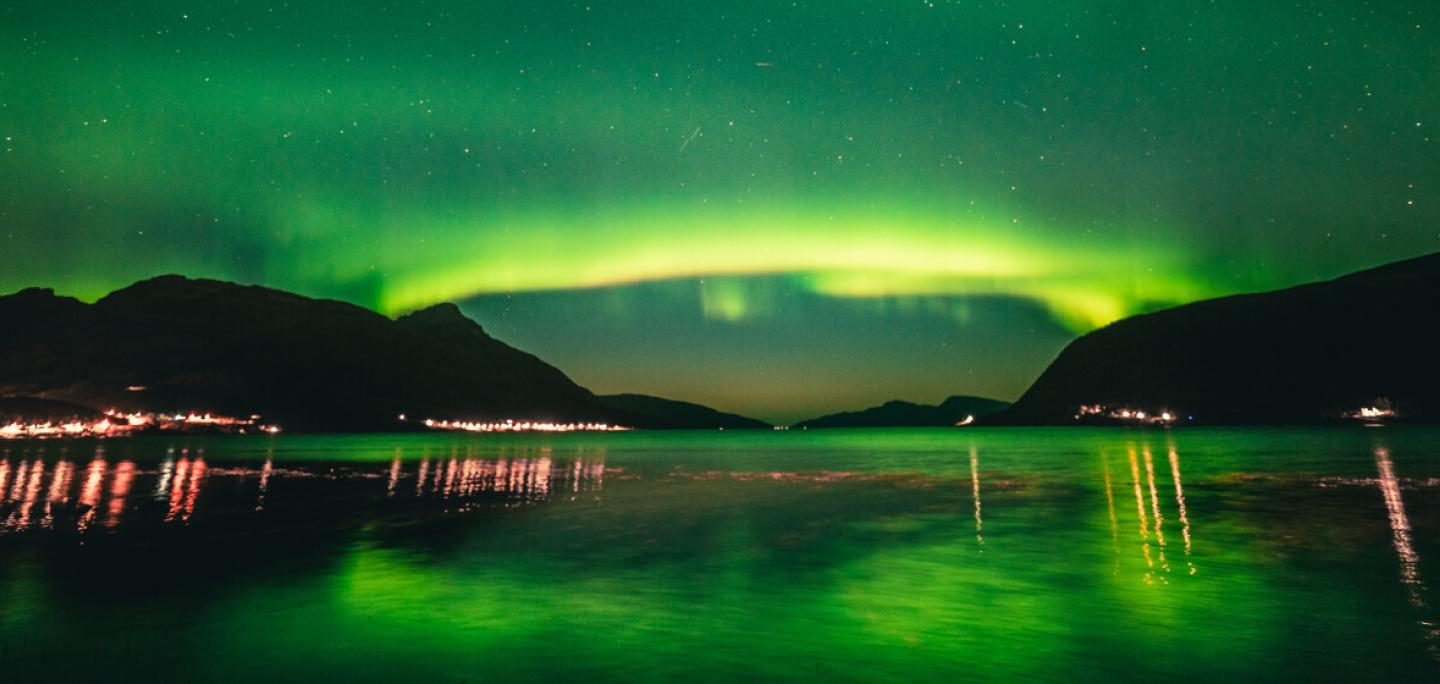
2;2;1437;422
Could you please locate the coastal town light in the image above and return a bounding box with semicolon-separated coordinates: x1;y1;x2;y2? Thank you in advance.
1074;404;1181;425
422;418;631;433
0;410;282;439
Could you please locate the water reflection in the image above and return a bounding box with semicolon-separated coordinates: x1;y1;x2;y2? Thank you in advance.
0;447;605;535
9;433;1440;647
165;457;197;523
1374;445;1440;657
1167;440;1196;574
1105;441;1200;585
256;454;274;512
39;459;73;529
1143;446;1171;576
969;444;984;547
76;456;105;532
1101;451;1121;574
6;458;44;531
386;452;401;497
107;461;135;527
1126;447;1157;579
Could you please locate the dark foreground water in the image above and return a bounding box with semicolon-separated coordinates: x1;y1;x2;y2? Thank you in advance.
2;428;1438;682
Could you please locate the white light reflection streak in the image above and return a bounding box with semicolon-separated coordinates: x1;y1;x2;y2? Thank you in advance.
969;444;984;547
256;454;274;511
1101;451;1120;574
1143;446;1170;577
1375;446;1440;657
1167;440;1196;575
153;449;176;501
1127;447;1155;579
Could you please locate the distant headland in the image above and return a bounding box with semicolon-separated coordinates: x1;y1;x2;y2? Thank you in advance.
792;396;1011;429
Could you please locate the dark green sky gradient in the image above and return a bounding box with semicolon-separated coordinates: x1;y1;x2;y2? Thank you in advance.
2;1;1437;420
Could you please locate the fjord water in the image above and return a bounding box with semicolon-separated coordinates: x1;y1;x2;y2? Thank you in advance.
2;429;1438;681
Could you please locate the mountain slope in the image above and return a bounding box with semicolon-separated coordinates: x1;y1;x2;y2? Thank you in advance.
794;396;1011;429
994;252;1440;425
0;276;753;431
595;394;771;430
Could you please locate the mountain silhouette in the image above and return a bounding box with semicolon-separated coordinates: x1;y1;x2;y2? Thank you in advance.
595;394;770;430
793;396;1011;428
993;252;1440;425
0;276;766;431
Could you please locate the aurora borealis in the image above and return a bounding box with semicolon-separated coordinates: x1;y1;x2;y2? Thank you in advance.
2;2;1437;421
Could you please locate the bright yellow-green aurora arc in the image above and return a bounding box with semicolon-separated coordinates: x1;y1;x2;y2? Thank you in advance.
350;200;1207;330
2;1;1437;421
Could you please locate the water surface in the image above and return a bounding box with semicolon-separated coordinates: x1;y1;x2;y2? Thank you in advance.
2;428;1438;681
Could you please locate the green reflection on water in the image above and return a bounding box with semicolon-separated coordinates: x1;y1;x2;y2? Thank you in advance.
2;428;1439;681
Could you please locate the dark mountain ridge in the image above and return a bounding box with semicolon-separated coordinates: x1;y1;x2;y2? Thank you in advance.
993;252;1440;425
793;395;1011;429
595;394;771;430
0;276;766;431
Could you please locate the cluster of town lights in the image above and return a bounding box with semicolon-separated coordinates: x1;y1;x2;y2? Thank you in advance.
1350;406;1396;420
1074;404;1179;424
420;418;630;433
1;410;280;440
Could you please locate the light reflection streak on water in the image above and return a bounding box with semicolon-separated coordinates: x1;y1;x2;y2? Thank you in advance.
1;448;606;535
106;461;135;527
40;460;74;529
165;458;191;523
256;455;274;511
1143;446;1171;577
6;459;27;502
153;449;175;502
969;444;983;547
8;459;44;531
182;458;206;522
458;459;479;497
1127;447;1156;578
443;457;458;498
75;457;105;533
386;452;401;497
1167;440;1196;574
1374;446;1440;658
1;460;20;506
1101;451;1120;574
415;457;430;496
45;460;73;504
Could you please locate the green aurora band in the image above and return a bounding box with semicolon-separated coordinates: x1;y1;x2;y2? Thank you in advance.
343;200;1211;330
